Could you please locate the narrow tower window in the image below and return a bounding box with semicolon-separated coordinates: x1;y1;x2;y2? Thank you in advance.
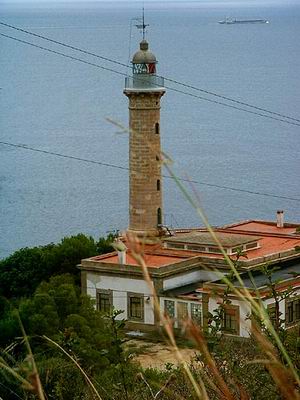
155;122;160;134
157;179;160;191
157;208;162;226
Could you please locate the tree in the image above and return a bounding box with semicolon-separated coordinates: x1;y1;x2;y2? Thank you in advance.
0;233;114;299
0;274;115;399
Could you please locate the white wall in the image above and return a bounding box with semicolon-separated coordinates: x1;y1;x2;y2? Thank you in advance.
163;270;222;290
207;287;300;337
86;272;155;324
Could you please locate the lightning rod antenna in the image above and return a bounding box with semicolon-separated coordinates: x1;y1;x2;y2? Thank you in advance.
142;6;146;39
133;5;149;41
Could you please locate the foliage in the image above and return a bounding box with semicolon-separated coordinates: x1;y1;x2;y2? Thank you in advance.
209;337;280;399
0;235;299;399
134;338;284;400
0;274;140;399
96;232;116;255
0;233;115;299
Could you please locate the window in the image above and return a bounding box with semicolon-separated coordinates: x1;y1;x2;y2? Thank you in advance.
164;300;175;318
148;63;156;74
187;244;206;252
191;303;202;325
177;302;188;327
207;247;223;254
230;246;243;254
297;300;300;320
221;305;239;335
97;290;112;313
128;293;144;321
157;208;162;225
165;242;185;250
267;303;277;327
133;63;148;74
155;122;160;134
230;242;259;254
157;179;161;191
286;296;300;326
245;242;258;250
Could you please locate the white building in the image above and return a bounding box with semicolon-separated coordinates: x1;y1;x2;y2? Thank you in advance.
81;38;300;337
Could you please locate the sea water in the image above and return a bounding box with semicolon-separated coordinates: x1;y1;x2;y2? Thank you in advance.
0;1;300;258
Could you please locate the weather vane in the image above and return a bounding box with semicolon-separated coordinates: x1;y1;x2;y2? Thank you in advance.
135;7;149;39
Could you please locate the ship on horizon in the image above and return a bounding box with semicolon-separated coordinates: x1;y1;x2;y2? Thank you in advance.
218;17;269;25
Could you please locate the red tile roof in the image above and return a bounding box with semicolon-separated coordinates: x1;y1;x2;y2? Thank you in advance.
90;252;188;268
85;220;300;269
222;220;298;235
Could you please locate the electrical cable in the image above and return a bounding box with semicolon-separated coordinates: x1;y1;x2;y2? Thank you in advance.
1;20;300;124
1;32;300;127
1;140;299;202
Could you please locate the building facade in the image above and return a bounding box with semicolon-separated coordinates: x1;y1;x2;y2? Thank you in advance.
81;218;300;336
80;39;300;337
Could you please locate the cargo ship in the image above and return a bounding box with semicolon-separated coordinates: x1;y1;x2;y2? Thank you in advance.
218;18;269;24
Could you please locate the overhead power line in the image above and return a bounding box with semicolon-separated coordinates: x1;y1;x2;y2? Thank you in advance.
1;140;299;203
1;20;300;124
0;32;127;77
1;29;300;127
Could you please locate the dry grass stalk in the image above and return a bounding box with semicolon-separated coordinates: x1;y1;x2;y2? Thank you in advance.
136;371;176;399
0;316;45;398
251;323;300;400
126;231;209;400
17;313;46;399
186;320;239;400
0;359;34;393
107;117;299;398
162;159;300;387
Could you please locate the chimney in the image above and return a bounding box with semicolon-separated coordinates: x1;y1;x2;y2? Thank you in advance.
117;249;126;265
276;210;284;228
113;240;127;265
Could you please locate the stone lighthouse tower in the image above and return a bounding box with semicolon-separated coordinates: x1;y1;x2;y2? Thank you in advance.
124;38;165;237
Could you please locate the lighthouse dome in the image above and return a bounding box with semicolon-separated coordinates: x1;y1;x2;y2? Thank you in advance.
132;40;157;64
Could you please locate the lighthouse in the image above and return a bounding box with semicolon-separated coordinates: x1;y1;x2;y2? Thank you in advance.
124;37;165;237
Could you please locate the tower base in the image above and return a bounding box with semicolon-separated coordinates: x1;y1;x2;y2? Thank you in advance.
126;228;161;238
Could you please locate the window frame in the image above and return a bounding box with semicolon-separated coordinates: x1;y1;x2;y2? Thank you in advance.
177;301;189;328
191;303;202;325
186;244;206;252
267;302;278;327
221;304;240;335
207;247;223;254
165;242;185;250
96;289;113;314
285;295;300;327
164;299;175;319
127;292;144;322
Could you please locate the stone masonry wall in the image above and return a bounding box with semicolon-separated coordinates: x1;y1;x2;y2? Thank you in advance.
125;90;165;236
